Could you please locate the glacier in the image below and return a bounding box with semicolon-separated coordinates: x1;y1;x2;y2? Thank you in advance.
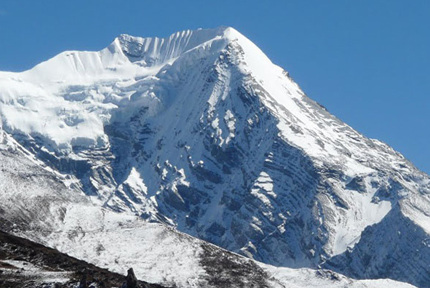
0;26;430;288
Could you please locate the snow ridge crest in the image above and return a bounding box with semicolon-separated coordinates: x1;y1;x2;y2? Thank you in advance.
114;27;242;66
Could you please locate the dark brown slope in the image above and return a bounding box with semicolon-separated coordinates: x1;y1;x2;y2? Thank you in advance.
0;230;166;288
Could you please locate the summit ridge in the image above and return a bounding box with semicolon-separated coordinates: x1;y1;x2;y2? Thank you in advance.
115;27;235;64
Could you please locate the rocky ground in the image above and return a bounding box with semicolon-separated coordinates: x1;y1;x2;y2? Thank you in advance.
0;230;165;288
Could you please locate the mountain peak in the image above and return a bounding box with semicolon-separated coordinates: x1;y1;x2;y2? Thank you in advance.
113;27;245;66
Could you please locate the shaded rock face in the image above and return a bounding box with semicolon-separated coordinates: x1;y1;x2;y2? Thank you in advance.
1;27;430;288
98;52;327;268
324;207;430;288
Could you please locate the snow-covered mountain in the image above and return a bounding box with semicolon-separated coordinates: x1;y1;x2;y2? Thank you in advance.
1;27;430;288
0;131;414;288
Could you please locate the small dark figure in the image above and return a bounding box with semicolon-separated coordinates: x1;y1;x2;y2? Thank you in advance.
79;269;88;288
126;268;140;288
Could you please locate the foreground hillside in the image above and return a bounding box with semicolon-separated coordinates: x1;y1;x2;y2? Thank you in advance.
0;230;165;288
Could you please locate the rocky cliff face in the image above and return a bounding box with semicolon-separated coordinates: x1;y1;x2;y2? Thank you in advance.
1;27;429;288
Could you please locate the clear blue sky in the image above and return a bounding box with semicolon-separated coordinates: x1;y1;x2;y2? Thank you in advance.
1;1;429;174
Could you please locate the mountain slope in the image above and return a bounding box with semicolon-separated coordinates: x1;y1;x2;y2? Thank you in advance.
0;131;414;288
1;27;430;288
